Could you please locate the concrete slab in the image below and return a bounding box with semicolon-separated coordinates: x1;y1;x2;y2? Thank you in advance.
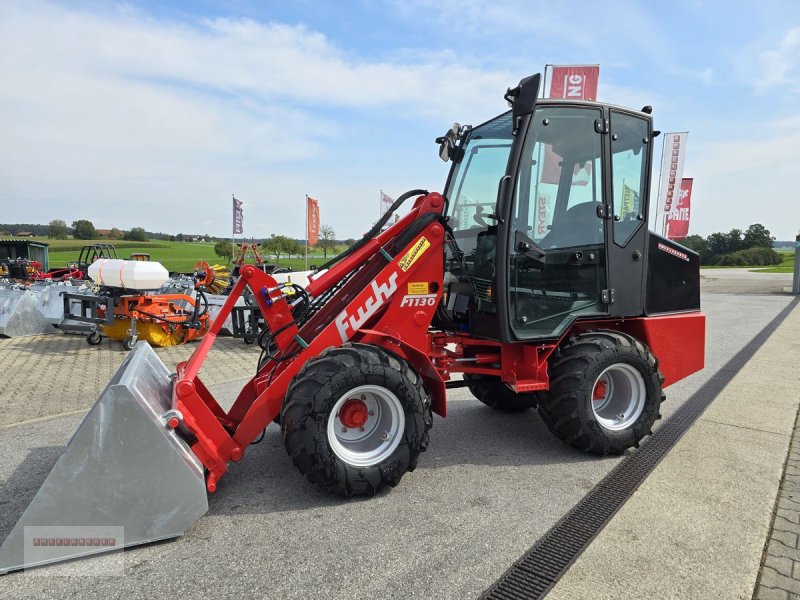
548;301;800;600
548;419;788;600
702;381;800;436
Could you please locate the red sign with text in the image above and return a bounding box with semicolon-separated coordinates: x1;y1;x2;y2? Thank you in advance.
549;65;600;101
665;178;693;240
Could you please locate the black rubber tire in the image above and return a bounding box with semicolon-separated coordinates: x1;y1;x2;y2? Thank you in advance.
86;331;102;345
243;335;256;345
463;373;538;412
281;343;432;497
537;331;665;455
122;337;136;351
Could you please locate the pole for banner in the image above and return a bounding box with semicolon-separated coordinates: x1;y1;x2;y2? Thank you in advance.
305;195;308;271
542;64;551;98
379;189;383;220
231;194;236;265
654;136;666;235
792;233;800;296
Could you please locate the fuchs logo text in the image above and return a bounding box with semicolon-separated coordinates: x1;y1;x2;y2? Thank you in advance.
336;271;399;342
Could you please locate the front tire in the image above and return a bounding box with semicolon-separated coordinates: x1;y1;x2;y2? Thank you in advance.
281;343;432;497
537;331;664;455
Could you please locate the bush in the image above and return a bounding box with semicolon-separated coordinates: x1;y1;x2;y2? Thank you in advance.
123;227;147;241
713;246;783;266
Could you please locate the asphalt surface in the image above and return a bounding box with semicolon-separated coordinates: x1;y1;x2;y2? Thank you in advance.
0;290;794;599
700;267;793;295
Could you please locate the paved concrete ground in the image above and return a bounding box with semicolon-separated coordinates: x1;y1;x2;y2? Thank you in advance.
701;267;793;295
548;297;800;599
0;290;792;599
0;334;261;428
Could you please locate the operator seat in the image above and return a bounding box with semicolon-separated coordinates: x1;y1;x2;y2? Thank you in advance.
540;202;602;248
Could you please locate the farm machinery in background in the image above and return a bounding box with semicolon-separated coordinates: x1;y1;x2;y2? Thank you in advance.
64;259;230;349
0;73;706;574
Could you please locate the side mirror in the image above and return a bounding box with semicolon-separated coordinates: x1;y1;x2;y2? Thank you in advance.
435;123;461;162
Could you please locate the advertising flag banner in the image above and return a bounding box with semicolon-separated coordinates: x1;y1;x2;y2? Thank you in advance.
380;191;394;217
620;183;640;219
665;178;693;240
306;196;320;246
548;65;600;101
232;196;243;234
657;132;689;215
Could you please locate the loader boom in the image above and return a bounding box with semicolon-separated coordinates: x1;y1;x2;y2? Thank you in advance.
171;192;449;491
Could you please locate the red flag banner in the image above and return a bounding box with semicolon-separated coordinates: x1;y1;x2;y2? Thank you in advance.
232;195;243;234
665;178;693;240
548;65;600;101
306;196;320;246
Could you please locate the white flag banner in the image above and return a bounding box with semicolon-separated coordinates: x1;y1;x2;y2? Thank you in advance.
380;191;394;217
657;132;689;214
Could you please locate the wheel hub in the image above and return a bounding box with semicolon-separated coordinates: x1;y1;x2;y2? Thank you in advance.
327;385;405;467
339;399;369;429
592;379;608;401
590;363;646;431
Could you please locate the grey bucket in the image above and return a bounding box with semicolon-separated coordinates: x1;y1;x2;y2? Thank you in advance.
0;288;55;337
0;343;209;574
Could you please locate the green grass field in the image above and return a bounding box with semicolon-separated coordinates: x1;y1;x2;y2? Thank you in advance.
33;237;335;272
751;250;796;274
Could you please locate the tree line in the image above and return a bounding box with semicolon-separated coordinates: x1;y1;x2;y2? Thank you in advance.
679;223;783;266
213;225;351;264
2;220;354;262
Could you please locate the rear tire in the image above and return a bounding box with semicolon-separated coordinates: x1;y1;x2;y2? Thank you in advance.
463;374;538;412
281;343;432;497
537;331;664;455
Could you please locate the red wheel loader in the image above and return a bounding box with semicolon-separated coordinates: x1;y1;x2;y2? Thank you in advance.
0;74;705;572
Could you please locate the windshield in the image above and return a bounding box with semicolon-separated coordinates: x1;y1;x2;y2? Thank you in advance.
444;112;513;313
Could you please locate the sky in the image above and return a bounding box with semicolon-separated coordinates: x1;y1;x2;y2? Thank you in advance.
1;1;799;240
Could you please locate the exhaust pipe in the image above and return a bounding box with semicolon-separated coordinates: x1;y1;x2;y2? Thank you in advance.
0;343;208;574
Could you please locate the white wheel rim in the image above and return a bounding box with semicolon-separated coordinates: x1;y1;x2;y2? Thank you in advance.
327;385;405;467
591;363;647;431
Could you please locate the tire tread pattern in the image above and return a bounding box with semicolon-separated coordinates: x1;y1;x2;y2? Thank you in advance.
537;330;665;455
281;343;432;497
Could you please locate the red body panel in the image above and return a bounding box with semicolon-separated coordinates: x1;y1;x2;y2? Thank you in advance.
168;191;706;492
601;313;705;387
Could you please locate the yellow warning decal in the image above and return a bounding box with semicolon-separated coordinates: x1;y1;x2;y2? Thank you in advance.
398;237;430;272
407;282;428;295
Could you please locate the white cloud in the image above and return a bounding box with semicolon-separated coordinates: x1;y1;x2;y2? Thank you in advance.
755;26;800;91
682;116;800;239
0;2;516;237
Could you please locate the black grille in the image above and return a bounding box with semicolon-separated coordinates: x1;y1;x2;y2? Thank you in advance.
482;296;800;600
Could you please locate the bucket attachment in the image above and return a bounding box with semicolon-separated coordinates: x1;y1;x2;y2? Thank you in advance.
0;343;208;574
0;288;55;337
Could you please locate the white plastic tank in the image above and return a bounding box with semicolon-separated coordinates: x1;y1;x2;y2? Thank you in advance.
88;259;170;290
